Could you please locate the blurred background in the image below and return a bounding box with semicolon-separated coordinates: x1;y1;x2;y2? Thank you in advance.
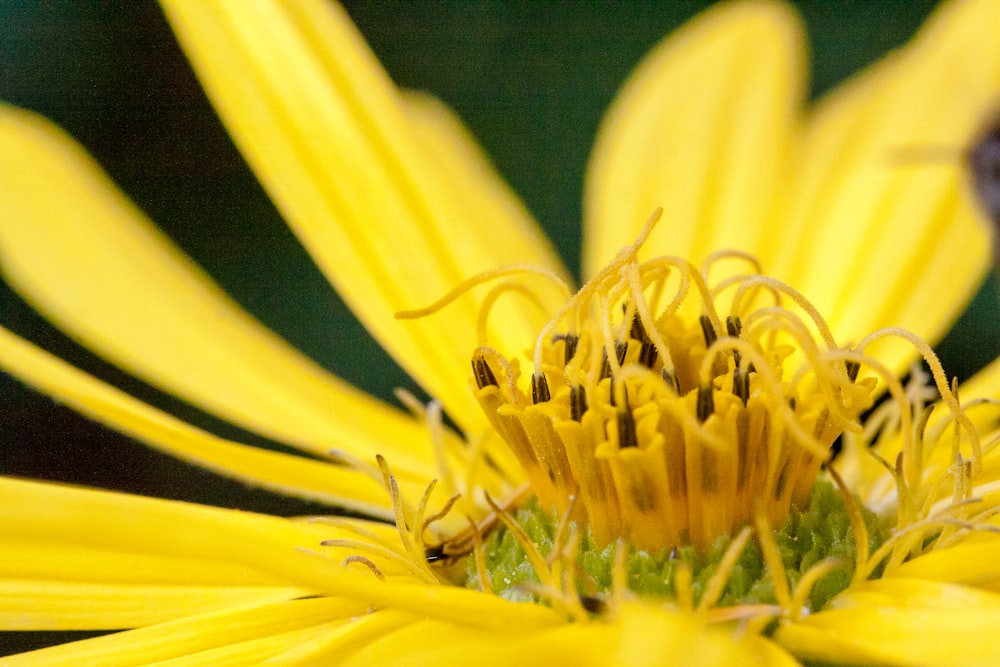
1;0;997;654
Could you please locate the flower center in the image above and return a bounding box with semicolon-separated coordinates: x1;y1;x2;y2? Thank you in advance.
470;215;875;552
471;480;891;613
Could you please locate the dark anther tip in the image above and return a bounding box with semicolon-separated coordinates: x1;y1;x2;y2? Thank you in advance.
531;372;551;404
696;383;714;422
639;340;657;368
617;406;638;448
570;385;588;421
552;333;579;365
725;315;742;338
472;356;498;389
699;314;717;348
661;368;680;394
733;368;749;406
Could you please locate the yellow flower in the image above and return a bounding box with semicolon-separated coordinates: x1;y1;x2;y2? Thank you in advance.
1;0;1000;664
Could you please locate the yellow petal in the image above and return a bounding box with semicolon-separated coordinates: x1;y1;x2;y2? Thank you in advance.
891;535;1000;588
261;609;418;666
0;478;559;632
772;0;998;370
1;597;368;667
0;104;441;475
0;325;429;514
775;578;1000;666
338;602;797;667
159;0;568;433
584;0;805;277
0;540;283;586
1;579;306;630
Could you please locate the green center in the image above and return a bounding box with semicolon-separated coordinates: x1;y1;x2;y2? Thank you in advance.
467;479;890;612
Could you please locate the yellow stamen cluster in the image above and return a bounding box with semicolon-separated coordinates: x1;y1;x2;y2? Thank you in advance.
471;214;876;551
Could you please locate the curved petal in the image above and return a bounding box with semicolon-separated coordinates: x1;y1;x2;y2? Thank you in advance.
0;540;285;586
1;597;369;667
1;580;306;630
584;0;806;277
0;478;560;632
338;603;797;667
775;578;1000;666
0;105;442;474
0;326;413;515
891;536;1000;588
159;0;569;432
771;0;999;371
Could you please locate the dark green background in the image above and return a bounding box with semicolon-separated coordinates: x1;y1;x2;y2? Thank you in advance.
0;0;997;655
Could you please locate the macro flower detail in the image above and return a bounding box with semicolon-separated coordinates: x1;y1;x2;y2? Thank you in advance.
461;215;876;553
2;0;1000;665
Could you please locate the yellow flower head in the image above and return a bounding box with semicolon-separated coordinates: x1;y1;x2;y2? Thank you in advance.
1;1;1000;665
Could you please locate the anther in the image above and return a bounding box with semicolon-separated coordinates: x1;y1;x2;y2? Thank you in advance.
553;333;579;365
725;315;742;338
600;341;629;379
472;356;497;389
570;385;588;421
726;315;743;370
661;368;680;394
616;341;628;365
639;340;658;368
733;368;749;406
617;405;638;449
699;314;717;348
697;384;714;422
630;313;648;343
531;372;551;404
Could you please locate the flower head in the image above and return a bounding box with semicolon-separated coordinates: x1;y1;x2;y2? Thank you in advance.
2;0;1000;665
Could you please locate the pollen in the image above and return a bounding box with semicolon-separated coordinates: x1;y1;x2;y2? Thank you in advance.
470;211;877;551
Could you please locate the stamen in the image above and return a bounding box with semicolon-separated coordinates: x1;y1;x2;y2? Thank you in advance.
472;356;498;389
827;466;870;586
753;505;791;610
696;526;752;612
699;314;718;348
696;384;714;422
322;538;433;581
552;333;578;364
395;264;572;320
341;555;385;580
531;372;551;404
617;404;638;449
674;561;695;613
786;558;847;621
733;367;749;405
725;315;742;338
639;340;658;368
629;310;647;342
462;219;895;558
483;492;554;590
599;341;628;380
570;385;587;421
661;368;680;394
467;517;493;595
